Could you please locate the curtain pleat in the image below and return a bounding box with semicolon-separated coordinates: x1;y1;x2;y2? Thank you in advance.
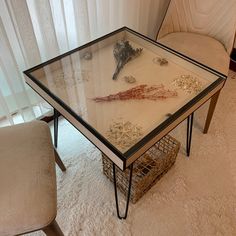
49;0;70;53
0;0;170;126
0;16;35;123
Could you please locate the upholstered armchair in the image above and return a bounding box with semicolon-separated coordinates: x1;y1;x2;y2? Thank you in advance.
157;0;236;75
0;121;65;236
157;0;236;133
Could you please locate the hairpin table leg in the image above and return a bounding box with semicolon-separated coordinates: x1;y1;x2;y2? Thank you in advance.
113;163;133;220
54;108;59;148
186;113;194;157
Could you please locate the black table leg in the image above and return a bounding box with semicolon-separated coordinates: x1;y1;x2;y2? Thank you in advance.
54;108;59;148
113;163;133;220
186;113;194;157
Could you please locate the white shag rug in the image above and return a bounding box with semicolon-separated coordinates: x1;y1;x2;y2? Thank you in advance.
28;71;236;236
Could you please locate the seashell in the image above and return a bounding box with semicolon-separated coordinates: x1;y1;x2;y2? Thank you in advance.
83;52;92;60
152;57;168;66
124;75;136;84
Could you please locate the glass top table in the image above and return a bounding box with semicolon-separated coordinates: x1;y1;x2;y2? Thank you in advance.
24;27;226;170
24;27;226;219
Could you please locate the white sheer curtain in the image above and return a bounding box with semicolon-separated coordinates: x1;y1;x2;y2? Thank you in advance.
0;0;170;126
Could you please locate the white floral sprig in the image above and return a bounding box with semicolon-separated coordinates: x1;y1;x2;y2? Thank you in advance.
106;119;143;151
172;75;202;94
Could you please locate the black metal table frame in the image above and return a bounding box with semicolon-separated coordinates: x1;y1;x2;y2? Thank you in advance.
53;109;194;219
24;27;227;220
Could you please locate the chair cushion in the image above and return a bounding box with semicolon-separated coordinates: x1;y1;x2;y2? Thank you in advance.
157;0;236;54
0;121;56;236
158;32;230;75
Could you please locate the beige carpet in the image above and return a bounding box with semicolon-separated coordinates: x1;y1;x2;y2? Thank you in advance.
29;71;236;236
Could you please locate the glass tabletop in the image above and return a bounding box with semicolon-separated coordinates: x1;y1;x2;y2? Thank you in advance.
24;27;225;160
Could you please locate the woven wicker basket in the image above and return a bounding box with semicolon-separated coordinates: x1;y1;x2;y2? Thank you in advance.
102;135;180;203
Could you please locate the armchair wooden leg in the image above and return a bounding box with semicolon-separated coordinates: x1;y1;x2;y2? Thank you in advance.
43;220;64;236
54;149;66;171
203;90;220;134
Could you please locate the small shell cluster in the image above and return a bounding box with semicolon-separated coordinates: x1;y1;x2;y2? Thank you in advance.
123;75;136;84
83;52;93;60
172;75;203;94
152;57;168;66
106;119;143;151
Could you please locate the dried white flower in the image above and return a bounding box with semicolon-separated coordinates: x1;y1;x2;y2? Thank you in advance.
172;75;202;94
106;119;143;151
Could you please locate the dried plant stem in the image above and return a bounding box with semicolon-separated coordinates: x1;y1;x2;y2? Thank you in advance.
92;84;177;102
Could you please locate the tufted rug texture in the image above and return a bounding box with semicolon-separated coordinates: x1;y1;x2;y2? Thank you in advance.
28;71;236;236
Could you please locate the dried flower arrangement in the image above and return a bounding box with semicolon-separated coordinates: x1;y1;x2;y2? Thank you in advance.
172;75;203;94
112;40;143;80
106;119;143;151
92;84;177;102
